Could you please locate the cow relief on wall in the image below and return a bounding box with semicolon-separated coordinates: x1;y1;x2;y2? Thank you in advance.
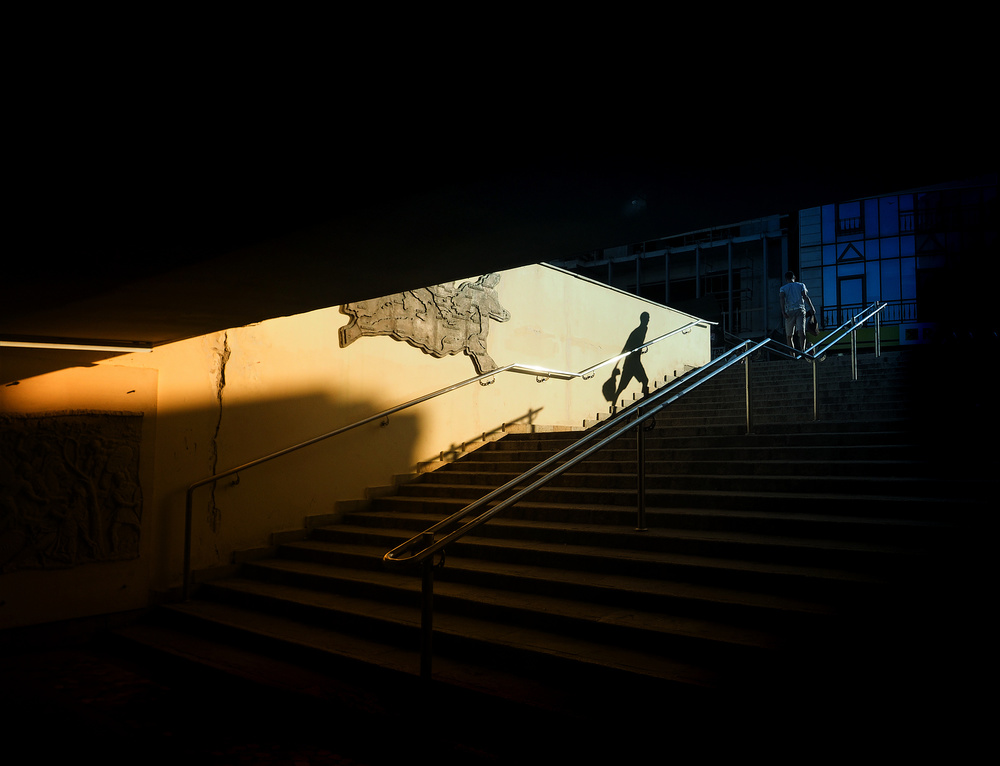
339;273;511;374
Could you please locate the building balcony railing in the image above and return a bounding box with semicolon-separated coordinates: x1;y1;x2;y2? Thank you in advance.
837;216;863;235
822;300;918;328
899;208;970;233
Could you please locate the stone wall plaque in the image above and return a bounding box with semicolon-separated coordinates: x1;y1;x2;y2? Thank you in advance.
0;411;143;573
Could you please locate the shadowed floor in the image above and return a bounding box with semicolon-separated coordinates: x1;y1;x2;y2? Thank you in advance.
2;620;985;766
3;643;375;765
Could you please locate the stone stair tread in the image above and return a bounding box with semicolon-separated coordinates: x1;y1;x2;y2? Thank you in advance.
342;514;925;554
409;473;954;490
381;484;963;509
252;554;841;618
294;529;893;584
115;607;626;717
114;619;415;697
648;506;947;530
446;458;924;469
167;583;723;691
214;572;784;652
495;426;912;443
358;503;946;532
456;456;927;468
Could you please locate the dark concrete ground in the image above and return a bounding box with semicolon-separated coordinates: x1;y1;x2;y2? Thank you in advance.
5;632;593;765
3;640;385;766
3;626;987;766
3;530;992;766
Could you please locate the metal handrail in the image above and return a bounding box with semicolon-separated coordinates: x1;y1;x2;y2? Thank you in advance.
807;301;887;361
724;301;888;367
776;301;888;420
382;338;771;679
508;319;710;381
181;318;711;598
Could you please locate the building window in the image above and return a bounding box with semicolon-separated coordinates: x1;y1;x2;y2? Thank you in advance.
838;275;865;310
837;201;863;236
879;196;901;236
838;243;865;262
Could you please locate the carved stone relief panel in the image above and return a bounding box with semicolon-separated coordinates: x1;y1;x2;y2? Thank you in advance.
339;273;511;374
0;412;143;573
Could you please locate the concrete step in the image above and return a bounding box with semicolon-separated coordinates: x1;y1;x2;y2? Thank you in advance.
156;580;731;698
117;596;699;721
308;517;930;590
454;445;925;468
202;567;787;666
347;500;947;547
373;481;964;519
476;430;921;456
390;473;970;506
246;550;841;627
435;458;930;479
491;422;920;454
108;613;724;760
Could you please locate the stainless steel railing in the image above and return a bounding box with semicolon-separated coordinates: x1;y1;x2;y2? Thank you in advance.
735;301;888;420
181;318;711;599
382;338;770;679
803;301;888;419
808;301;888;366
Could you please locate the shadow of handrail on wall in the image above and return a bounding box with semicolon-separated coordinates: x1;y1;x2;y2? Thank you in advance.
417;407;544;471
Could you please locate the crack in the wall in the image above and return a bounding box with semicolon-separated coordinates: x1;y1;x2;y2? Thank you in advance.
207;333;230;533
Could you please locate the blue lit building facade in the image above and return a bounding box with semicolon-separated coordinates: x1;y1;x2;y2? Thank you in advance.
548;174;996;349
798;175;996;346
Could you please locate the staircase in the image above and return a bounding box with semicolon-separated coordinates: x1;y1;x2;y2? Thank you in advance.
113;348;988;758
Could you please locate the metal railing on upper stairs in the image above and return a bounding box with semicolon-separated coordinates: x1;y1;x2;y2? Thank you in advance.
382;338;770;679
727;301;889;421
181;318;711;599
793;301;888;420
807;300;888;366
380;301;892;680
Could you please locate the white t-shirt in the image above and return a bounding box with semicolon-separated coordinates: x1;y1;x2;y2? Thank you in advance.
780;281;809;311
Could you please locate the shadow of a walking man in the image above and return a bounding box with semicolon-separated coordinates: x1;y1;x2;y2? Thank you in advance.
608;312;651;411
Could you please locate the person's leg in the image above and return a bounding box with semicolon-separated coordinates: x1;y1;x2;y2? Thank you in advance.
637;367;650;396
793;310;807;351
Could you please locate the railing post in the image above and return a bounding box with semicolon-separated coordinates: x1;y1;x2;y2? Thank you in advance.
420;535;434;681
875;310;882;358
183;493;193;601
744;355;753;435
851;326;859;381
812;357;819;421
636;407;648;531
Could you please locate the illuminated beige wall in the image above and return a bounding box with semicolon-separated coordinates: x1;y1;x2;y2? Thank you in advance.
0;263;710;630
